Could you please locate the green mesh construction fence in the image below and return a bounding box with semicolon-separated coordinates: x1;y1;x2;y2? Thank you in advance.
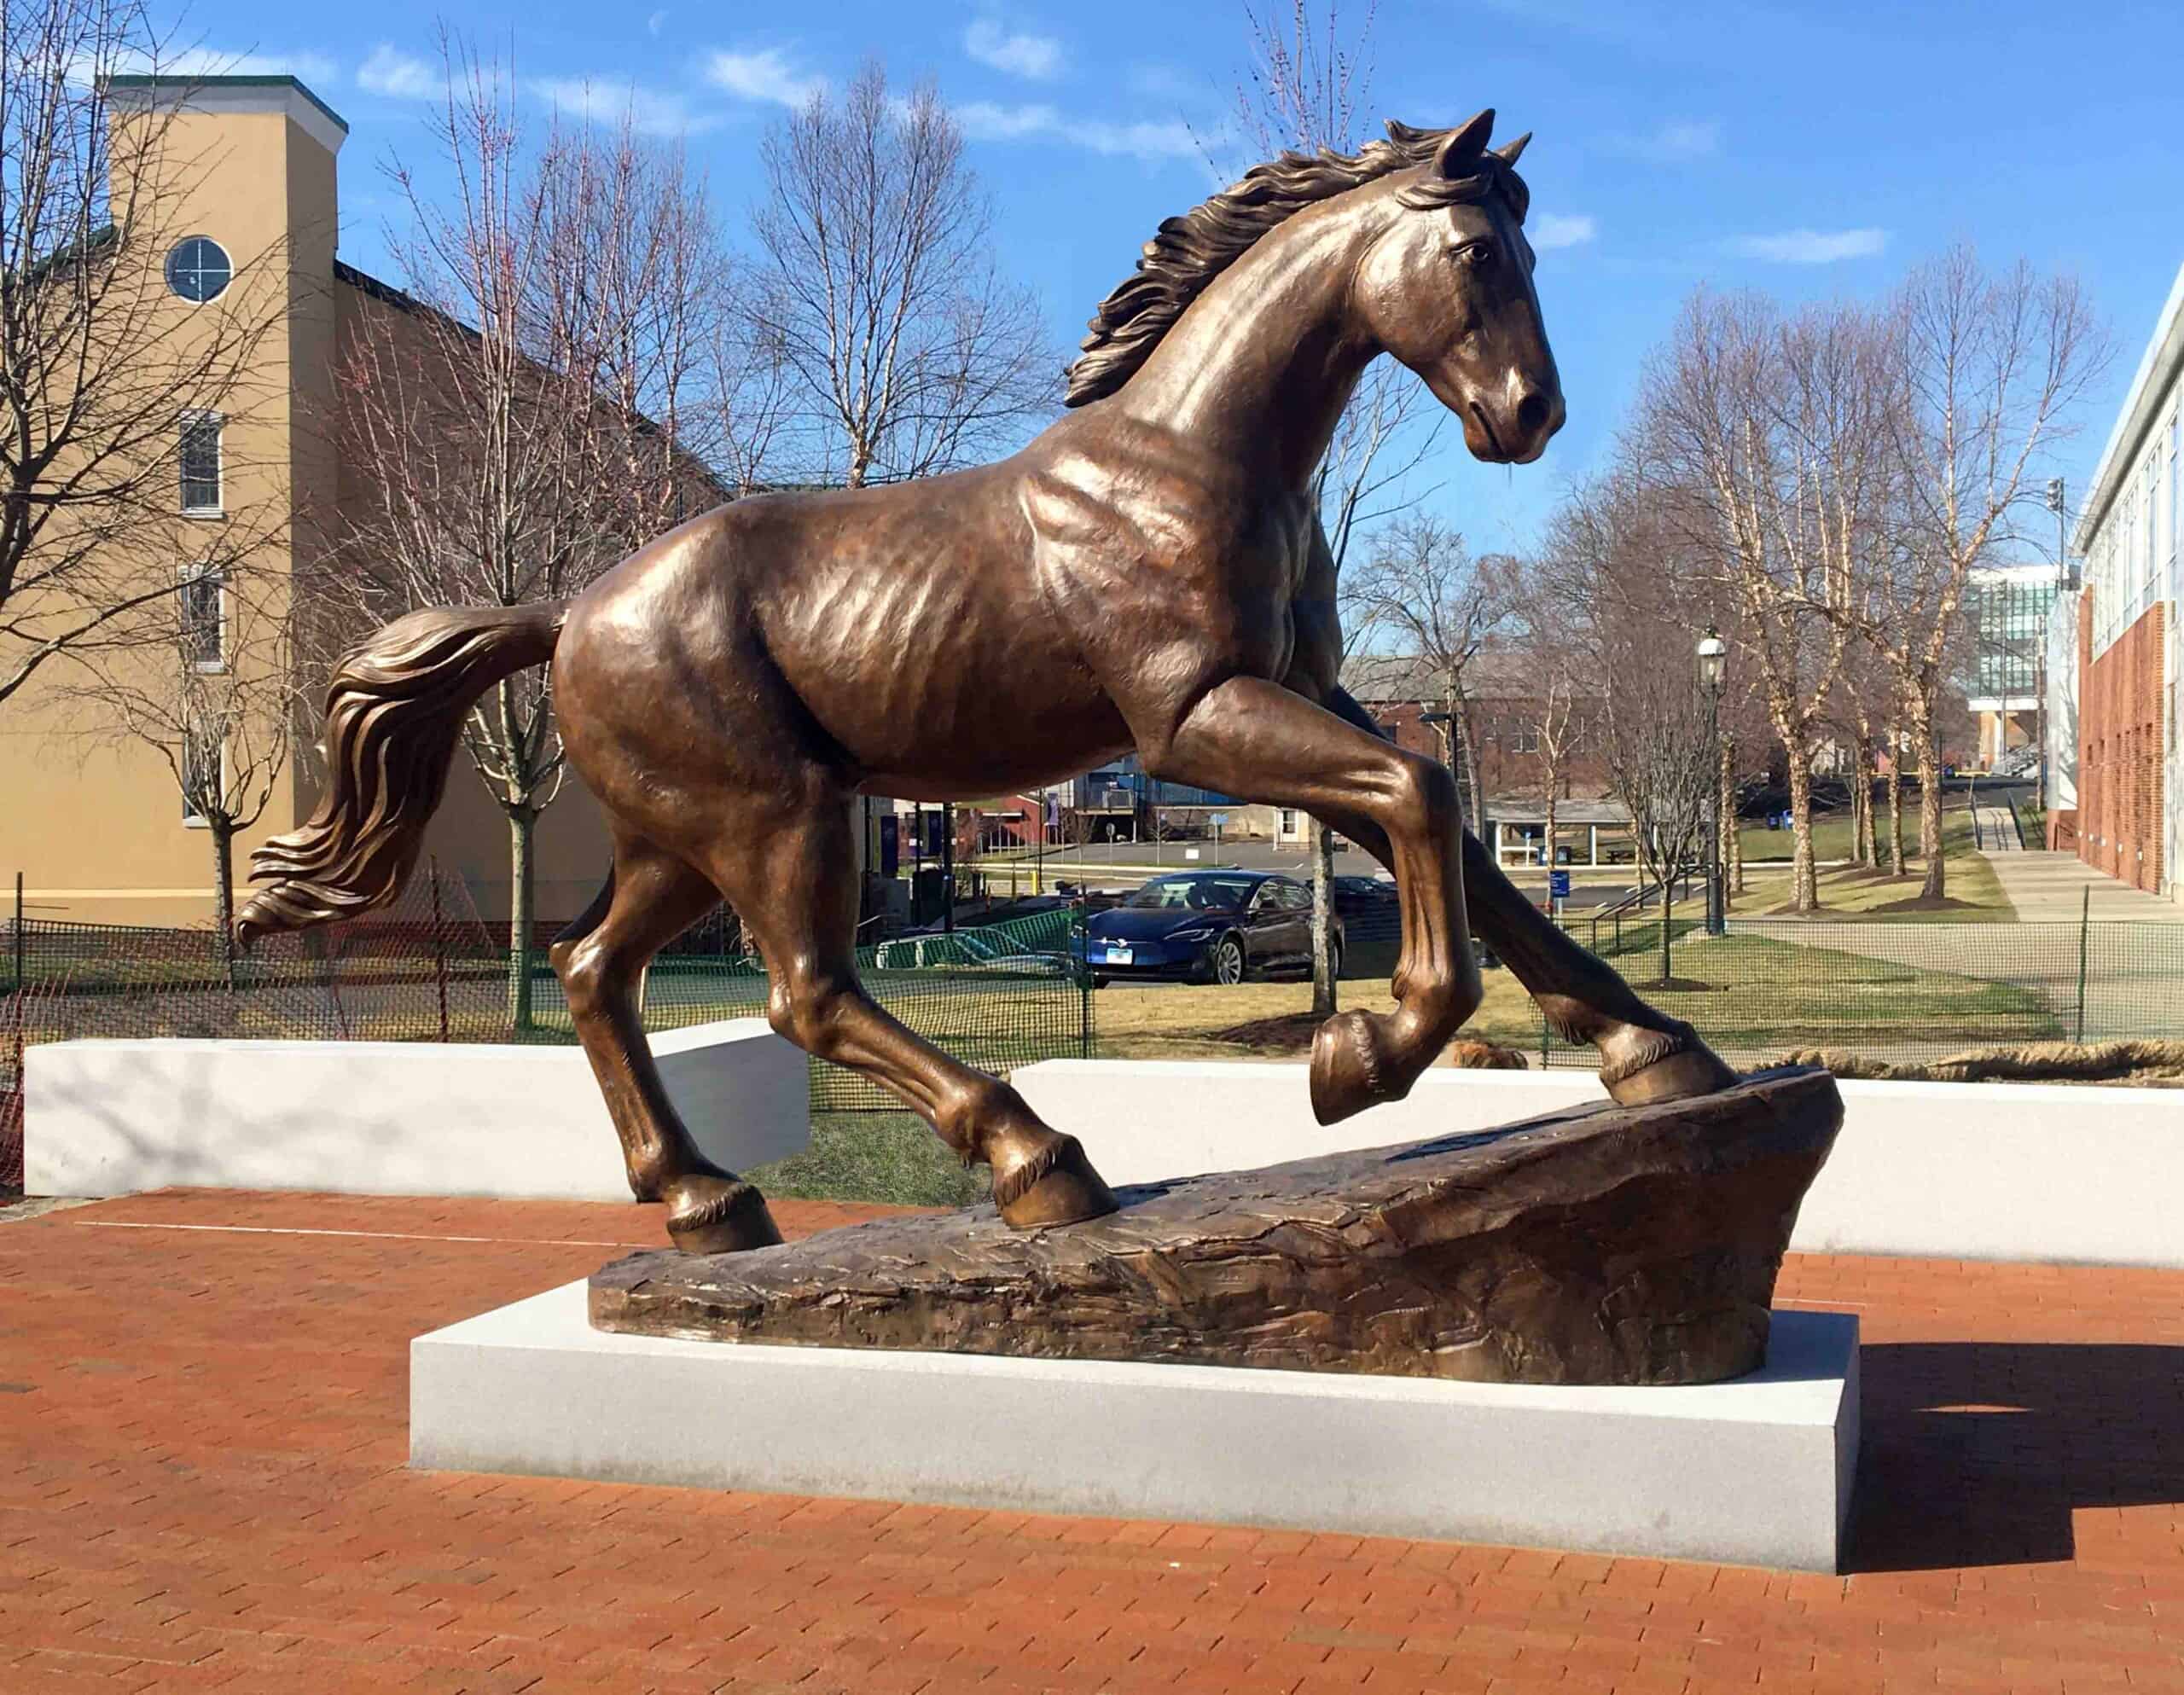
1530;914;2184;1069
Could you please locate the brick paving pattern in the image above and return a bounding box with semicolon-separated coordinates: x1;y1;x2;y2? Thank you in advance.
3;1188;2181;1693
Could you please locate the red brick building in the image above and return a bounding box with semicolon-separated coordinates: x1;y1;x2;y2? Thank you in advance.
2061;258;2181;901
2075;595;2167;891
1343;653;1611;804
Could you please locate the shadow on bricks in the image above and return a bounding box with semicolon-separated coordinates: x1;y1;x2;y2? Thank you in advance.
1848;1340;2184;1571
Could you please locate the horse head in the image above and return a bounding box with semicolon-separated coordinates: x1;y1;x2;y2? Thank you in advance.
1353;111;1565;465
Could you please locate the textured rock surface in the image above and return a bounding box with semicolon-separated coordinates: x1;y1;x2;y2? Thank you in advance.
589;1066;1842;1385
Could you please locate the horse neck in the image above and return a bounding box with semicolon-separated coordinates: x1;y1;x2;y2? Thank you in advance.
1115;190;1391;491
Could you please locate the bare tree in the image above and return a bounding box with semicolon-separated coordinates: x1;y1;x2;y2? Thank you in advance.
1597;622;1716;987
1867;247;2107;899
1349;515;1513;824
0;1;289;711
67;565;291;980
1507;558;1592;878
1552;476;1714;983
1634;293;1893;911
753;62;1054;490
1221;0;1441;1015
331;46;733;1022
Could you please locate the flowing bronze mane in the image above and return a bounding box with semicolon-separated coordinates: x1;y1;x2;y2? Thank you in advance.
1066;118;1531;408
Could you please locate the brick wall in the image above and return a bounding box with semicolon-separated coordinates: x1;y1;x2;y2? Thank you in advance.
1362;696;1611;799
2077;592;2167;893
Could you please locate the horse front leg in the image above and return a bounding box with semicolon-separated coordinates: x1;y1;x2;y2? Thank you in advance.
1319;686;1736;1106
1145;676;1478;1123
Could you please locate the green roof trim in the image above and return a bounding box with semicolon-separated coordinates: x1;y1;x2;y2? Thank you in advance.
103;73;349;136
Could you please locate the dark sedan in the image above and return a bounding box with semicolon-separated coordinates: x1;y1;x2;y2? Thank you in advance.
1081;871;1340;986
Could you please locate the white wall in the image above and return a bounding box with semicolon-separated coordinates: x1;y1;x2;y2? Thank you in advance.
1013;1060;2184;1268
26;1019;808;1202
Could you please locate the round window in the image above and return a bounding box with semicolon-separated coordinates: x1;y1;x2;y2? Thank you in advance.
165;235;231;304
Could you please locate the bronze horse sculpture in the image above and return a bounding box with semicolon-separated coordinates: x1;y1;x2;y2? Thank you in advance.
239;111;1734;1255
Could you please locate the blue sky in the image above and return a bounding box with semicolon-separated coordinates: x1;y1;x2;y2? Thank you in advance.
176;0;2184;557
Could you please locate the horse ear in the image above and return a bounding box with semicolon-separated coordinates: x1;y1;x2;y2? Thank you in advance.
1434;109;1495;177
1495;131;1531;167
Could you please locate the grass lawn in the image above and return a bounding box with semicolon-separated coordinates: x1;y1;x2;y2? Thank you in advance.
1095;926;2061;1065
750;1111;988;1208
1730;856;2013;921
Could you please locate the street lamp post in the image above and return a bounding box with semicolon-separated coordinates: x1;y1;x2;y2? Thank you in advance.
1697;627;1728;937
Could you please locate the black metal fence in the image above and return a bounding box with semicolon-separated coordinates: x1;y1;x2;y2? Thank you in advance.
1;868;1096;1185
1531;913;2184;1069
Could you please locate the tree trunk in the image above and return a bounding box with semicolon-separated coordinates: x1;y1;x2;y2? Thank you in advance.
1885;732;1905;875
1847;743;1869;868
1727;740;1745;895
1658;869;1674;987
1785;744;1819;912
1310;816;1338;1016
509;806;537;1031
1717;737;1735;907
210;821;238;993
1915;705;1945;902
1467;715;1485;831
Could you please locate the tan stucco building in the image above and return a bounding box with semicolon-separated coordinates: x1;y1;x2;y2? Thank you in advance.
0;76;611;927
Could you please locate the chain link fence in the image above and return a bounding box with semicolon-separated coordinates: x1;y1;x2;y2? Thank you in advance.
1531;913;2184;1070
2;868;1096;1184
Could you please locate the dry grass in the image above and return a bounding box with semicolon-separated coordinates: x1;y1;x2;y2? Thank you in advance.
1779;1039;2184;1086
1095;972;1548;1063
1734;852;2013;921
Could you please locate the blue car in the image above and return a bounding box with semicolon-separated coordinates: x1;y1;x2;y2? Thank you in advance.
1081;870;1340;986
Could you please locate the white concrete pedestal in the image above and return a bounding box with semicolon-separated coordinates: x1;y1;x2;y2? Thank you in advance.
411;1284;1859;1571
26;1019;806;1200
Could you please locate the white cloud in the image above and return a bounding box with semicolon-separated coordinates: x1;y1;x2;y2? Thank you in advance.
1621;118;1721;161
1125;62;1208;105
531;77;723;136
98;45;341;86
357;45;437;101
964;18;1064;81
957;100;1198;164
1653;119;1719;159
647;9;669;36
1531;212;1596;251
1728;226;1887;264
704;46;826;108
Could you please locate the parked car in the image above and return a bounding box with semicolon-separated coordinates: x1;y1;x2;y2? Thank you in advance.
1081;870;1341;986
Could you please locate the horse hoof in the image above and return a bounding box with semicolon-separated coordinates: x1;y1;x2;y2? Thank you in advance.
1310;1009;1391;1125
665;1177;785;1255
991;1132;1119;1230
1606;1039;1739;1108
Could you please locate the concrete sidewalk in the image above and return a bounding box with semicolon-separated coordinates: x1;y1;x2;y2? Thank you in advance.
1983;850;2184;921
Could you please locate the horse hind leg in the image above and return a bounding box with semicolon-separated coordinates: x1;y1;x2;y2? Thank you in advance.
551;837;784;1253
701;782;1118;1230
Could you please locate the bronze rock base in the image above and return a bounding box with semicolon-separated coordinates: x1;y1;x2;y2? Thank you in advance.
589;1066;1842;1387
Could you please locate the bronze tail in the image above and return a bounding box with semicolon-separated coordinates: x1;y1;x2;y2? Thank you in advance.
235;601;568;947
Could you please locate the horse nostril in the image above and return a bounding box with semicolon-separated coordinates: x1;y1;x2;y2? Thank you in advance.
1515;389;1551;438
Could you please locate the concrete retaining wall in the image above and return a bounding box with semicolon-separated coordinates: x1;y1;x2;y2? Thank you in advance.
1013;1060;2183;1268
26;1019;808;1202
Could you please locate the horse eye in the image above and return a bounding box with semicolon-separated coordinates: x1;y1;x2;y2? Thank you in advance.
1450;241;1493;268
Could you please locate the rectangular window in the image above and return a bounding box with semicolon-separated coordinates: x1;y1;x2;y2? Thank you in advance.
179;567;224;670
180;716;222;824
179;411;222;513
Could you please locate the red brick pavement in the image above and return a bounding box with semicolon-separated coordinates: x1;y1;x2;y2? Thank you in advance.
3;1188;2181;1694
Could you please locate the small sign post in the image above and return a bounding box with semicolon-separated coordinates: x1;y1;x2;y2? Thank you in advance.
1548;868;1571;916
